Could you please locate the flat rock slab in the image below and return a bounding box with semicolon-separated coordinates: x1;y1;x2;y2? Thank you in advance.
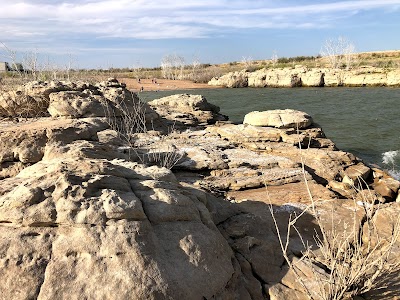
206;167;309;191
148;94;227;127
148;94;220;112
243;109;313;129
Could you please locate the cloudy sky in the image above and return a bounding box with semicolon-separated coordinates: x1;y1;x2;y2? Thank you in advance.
0;0;399;68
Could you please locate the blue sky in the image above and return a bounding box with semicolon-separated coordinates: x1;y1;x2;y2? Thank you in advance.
1;0;400;69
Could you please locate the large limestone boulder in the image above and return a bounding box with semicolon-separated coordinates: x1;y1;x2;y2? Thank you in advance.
207;123;335;151
387;69;400;86
243;109;313;129
0;78;158;122
373;173;400;200
341;68;387;87
300;69;325;87
48;79;158;121
48;91;108;117
148;94;227;128
0;80;92;118
0;141;236;299
208;70;249;88
342;71;366;86
0;118;108;179
247;68;268;87
207;123;282;144
149;93;219;112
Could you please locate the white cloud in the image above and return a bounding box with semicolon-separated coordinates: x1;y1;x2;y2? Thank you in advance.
0;0;399;60
0;0;399;41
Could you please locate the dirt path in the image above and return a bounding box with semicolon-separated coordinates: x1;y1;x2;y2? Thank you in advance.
118;77;222;92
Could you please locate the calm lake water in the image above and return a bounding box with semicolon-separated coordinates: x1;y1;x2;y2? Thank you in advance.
142;87;400;179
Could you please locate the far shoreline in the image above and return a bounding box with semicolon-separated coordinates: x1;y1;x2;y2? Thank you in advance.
118;77;222;92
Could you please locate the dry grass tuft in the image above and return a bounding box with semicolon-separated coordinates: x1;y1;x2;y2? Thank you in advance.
268;130;400;300
101;92;182;169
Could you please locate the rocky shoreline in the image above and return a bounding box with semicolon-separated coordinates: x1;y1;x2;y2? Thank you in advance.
0;79;399;299
208;66;400;88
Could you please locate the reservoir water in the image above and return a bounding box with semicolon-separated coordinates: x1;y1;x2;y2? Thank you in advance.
142;87;400;179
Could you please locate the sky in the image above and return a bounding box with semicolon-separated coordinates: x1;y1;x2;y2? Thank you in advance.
0;0;400;69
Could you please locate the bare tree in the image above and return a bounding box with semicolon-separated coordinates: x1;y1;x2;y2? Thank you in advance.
132;61;143;80
321;36;356;70
343;42;357;70
1;42;23;77
161;55;173;79
64;53;75;81
191;57;201;82
161;54;185;80
241;55;253;69
271;50;278;67
22;49;40;80
172;54;185;80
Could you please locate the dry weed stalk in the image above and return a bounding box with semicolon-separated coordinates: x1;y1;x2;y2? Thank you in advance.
267;128;400;300
139;124;183;170
102;92;182;169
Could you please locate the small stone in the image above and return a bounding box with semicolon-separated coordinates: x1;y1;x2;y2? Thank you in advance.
344;163;371;181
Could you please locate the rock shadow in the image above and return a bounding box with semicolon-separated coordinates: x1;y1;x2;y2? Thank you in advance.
208;190;400;299
207;192;320;299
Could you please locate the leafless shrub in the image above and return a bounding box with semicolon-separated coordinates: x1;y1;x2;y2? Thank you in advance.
102;92;182;169
194;65;223;83
137;133;183;170
241;55;253;70
271;50;278;67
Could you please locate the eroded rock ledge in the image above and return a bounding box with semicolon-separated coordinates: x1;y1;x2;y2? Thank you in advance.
0;79;399;300
208;66;400;88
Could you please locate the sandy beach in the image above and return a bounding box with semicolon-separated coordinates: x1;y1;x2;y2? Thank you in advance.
118;77;222;92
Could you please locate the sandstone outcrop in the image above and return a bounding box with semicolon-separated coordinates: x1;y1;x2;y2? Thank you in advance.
0;118;109;178
208;70;248;88
148;93;228;129
1;80;399;299
243;109;313;129
208;66;400;88
1;78;158;121
0;81;79;118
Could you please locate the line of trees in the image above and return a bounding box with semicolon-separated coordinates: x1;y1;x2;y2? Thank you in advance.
0;42;78;81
